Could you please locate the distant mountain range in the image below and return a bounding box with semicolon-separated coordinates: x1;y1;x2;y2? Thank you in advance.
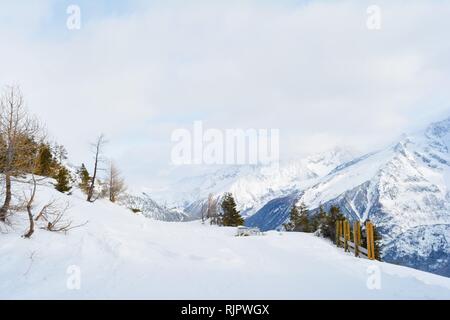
151;147;355;219
145;118;450;277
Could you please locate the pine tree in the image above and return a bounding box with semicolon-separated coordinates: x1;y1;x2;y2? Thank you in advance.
78;163;90;194
297;202;310;232
55;167;72;193
373;225;382;261
321;205;345;241
284;202;311;232
35;144;54;177
283;205;299;231
310;205;327;233
221;193;244;227
373;225;383;261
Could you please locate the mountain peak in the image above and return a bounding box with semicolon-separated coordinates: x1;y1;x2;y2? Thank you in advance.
425;116;450;139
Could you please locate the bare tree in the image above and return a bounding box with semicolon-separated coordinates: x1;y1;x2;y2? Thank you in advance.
44;203;75;232
87;134;107;202
34;199;58;222
0;85;40;222
105;161;126;203
200;201;207;223
35;200;87;233
203;193;219;225
53;143;68;163
23;175;38;238
23;156;48;238
21;129;47;238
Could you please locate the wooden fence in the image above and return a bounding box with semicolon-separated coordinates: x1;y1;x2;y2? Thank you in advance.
335;220;376;260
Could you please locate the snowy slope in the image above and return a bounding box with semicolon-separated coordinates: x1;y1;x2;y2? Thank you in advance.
153;148;355;219
1;179;450;299
249;118;450;277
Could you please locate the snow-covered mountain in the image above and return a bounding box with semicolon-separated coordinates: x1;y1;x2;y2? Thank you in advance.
248;118;450;277
119;192;188;222
154;148;355;219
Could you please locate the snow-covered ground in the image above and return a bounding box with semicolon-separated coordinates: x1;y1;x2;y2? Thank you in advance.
1;180;450;299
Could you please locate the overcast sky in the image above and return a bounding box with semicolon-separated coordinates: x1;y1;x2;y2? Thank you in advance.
1;0;450;188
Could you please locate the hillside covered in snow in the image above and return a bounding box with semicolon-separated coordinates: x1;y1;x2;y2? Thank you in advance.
1;179;450;299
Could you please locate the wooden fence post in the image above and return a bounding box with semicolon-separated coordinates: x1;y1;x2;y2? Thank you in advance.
335;221;340;246
366;221;371;259
347;220;352;241
343;220;349;252
366;221;375;260
370;222;376;260
343;220;346;251
336;220;341;247
353;221;360;257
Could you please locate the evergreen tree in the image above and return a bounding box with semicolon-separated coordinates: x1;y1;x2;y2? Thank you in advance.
283;205;299;231
55;167;72;193
284;202;310;232
310;205;327;233
78;163;90;193
221;193;244;227
35;144;54;177
297;202;310;232
322;205;345;241
373;225;382;261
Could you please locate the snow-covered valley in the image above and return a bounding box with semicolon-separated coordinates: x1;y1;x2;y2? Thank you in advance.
1;180;450;299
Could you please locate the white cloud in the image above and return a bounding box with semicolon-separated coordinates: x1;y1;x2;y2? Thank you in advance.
0;0;449;188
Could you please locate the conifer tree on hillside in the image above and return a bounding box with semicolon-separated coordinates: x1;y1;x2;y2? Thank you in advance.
297;202;310;232
284;202;311;232
35;144;54;177
373;225;382;261
221;193;244;227
322;205;345;242
55;167;72;193
283;205;299;231
310;205;327;233
78;163;91;193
